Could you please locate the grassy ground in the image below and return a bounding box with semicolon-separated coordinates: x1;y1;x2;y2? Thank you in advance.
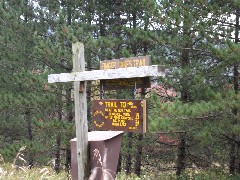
0;147;69;180
116;170;240;180
1;148;240;180
0;163;69;180
1;166;240;180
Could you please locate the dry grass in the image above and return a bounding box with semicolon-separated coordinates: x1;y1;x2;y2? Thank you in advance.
2;147;239;180
0;147;69;180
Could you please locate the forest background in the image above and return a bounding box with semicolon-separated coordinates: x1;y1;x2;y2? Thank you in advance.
0;0;239;178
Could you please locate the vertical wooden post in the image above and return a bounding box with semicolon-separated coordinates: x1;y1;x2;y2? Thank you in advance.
72;42;89;180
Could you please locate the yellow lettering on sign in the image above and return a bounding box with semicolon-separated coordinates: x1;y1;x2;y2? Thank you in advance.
93;99;146;132
117;59;147;68
118;109;123;113
136;113;139;119
101;61;116;69
112;102;117;107
94;120;104;127
101;56;149;70
128;102;133;106
120;120;126;126
105;102;117;108
123;112;130;117
112;122;120;126
120;102;127;108
93;110;104;117
135;120;140;126
133;59;146;67
121;109;130;112
105;108;111;112
119;60;133;68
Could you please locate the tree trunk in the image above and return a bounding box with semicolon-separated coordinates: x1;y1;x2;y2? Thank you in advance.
113;0;122;58
134;133;143;176
65;147;71;173
134;88;146;176
86;48;92;130
25;109;34;168
65;88;73;172
55;134;61;173
237;143;240;173
131;11;137;55
230;7;239;174
99;12;106;37
234;11;239;159
114;0;123;173
125;132;133;175
55;88;63;173
64;3;73;173
176;133;186;176
117;153;122;173
176;1;191;175
229;135;237;174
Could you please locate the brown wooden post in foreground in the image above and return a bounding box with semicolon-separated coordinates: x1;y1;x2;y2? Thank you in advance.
72;42;89;180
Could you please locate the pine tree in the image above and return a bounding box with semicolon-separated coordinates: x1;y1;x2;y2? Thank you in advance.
0;0;57;166
206;0;240;173
148;0;240;175
34;0;81;172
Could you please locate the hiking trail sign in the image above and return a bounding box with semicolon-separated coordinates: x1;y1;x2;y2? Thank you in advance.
48;42;165;180
100;56;151;89
92;99;147;133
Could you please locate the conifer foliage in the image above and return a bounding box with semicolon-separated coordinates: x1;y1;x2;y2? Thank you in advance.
0;0;239;177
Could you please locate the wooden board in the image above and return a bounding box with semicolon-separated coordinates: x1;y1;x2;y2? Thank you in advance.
48;65;165;83
100;56;151;89
100;56;151;70
101;77;151;90
92;100;147;133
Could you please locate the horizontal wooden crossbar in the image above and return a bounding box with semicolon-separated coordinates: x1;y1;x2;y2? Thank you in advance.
48;65;165;83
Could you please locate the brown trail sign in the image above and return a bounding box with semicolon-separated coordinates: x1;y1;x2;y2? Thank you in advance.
92;99;147;133
48;42;165;180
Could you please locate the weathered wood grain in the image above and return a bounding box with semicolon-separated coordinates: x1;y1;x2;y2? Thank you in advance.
72;42;89;180
48;65;165;83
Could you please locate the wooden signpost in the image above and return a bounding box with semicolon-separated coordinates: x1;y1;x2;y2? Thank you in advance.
48;42;165;180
